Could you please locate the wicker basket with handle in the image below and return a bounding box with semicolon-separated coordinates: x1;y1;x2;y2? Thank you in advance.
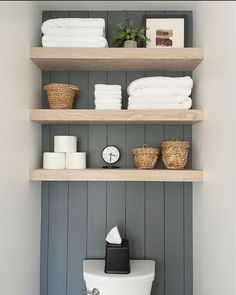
161;138;190;170
43;83;80;109
131;144;160;169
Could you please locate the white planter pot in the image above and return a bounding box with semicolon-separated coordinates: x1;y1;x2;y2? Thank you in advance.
124;40;137;48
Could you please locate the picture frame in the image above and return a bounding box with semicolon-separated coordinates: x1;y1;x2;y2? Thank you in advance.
143;14;188;48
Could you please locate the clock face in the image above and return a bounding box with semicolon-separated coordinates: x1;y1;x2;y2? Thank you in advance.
102;145;120;164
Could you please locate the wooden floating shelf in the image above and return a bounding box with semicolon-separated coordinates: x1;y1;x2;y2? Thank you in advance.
30;169;204;182
30;47;204;71
30;109;204;125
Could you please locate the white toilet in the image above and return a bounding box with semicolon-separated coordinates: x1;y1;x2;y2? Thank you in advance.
83;259;155;295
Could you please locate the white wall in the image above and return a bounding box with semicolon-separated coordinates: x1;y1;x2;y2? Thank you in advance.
37;0;196;11
193;2;236;295
0;2;41;295
0;2;235;295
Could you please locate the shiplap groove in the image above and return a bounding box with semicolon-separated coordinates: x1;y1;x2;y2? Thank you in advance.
47;11;70;295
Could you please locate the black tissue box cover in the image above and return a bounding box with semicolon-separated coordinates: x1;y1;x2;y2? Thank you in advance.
105;239;130;274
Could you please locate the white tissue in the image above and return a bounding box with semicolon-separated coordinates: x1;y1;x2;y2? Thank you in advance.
106;226;122;244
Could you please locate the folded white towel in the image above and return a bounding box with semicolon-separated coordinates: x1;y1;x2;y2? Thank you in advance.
95;99;122;105
42;36;108;48
42;27;105;37
42;40;108;48
95;84;121;92
95;94;122;100
127;76;193;95
43;35;107;42
94;90;122;96
42;18;105;32
128;96;191;105
128;86;192;97
128;100;192;110
95;106;122;110
95;100;121;107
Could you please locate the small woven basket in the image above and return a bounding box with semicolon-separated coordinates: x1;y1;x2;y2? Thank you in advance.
161;138;190;170
131;144;160;169
43;83;80;109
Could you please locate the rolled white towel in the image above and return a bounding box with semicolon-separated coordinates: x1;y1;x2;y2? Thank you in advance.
127;76;193;95
128;86;192;97
128;96;191;104
42;18;105;32
95;84;121;92
128;100;192;110
42;36;108;48
42;27;105;37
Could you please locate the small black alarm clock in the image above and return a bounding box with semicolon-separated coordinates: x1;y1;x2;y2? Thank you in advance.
102;145;120;168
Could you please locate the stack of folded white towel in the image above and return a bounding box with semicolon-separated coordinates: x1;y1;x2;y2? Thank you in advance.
41;18;108;47
127;76;193;109
94;84;122;110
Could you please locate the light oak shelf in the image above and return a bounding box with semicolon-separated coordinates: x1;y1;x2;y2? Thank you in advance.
30;169;204;182
30;47;203;71
30;109;204;125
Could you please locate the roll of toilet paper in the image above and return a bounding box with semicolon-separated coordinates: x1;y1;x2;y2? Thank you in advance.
54;136;77;153
43;152;66;169
66;152;86;169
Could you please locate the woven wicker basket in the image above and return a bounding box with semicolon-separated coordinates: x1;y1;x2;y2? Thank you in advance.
161;138;190;170
44;83;80;109
131;144;160;169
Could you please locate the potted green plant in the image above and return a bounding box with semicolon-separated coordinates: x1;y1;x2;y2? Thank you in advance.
113;20;151;48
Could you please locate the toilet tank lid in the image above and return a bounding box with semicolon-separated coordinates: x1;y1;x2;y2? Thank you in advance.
83;260;155;286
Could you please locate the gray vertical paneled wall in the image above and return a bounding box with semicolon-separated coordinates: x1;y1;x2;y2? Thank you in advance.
41;10;193;295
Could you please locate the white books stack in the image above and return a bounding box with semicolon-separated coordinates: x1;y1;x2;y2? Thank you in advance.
94;84;122;110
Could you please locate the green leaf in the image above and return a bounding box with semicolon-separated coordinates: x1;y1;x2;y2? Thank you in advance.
112;19;150;46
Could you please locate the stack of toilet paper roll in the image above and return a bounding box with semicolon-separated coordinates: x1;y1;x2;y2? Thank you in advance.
43;136;86;169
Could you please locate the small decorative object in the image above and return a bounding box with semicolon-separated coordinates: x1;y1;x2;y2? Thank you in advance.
124;40;137;48
161;137;190;170
66;152;86;169
102;145;120;168
143;14;187;48
43;83;80;109
113;19;150;48
131;144;160;169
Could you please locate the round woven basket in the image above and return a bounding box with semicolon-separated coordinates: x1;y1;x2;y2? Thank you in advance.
131;144;160;169
161;138;190;170
43;83;80;109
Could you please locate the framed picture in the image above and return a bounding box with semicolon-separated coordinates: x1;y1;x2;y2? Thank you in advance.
143;14;187;48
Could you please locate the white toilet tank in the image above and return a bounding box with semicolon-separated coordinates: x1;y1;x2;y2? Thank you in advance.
83;260;155;295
